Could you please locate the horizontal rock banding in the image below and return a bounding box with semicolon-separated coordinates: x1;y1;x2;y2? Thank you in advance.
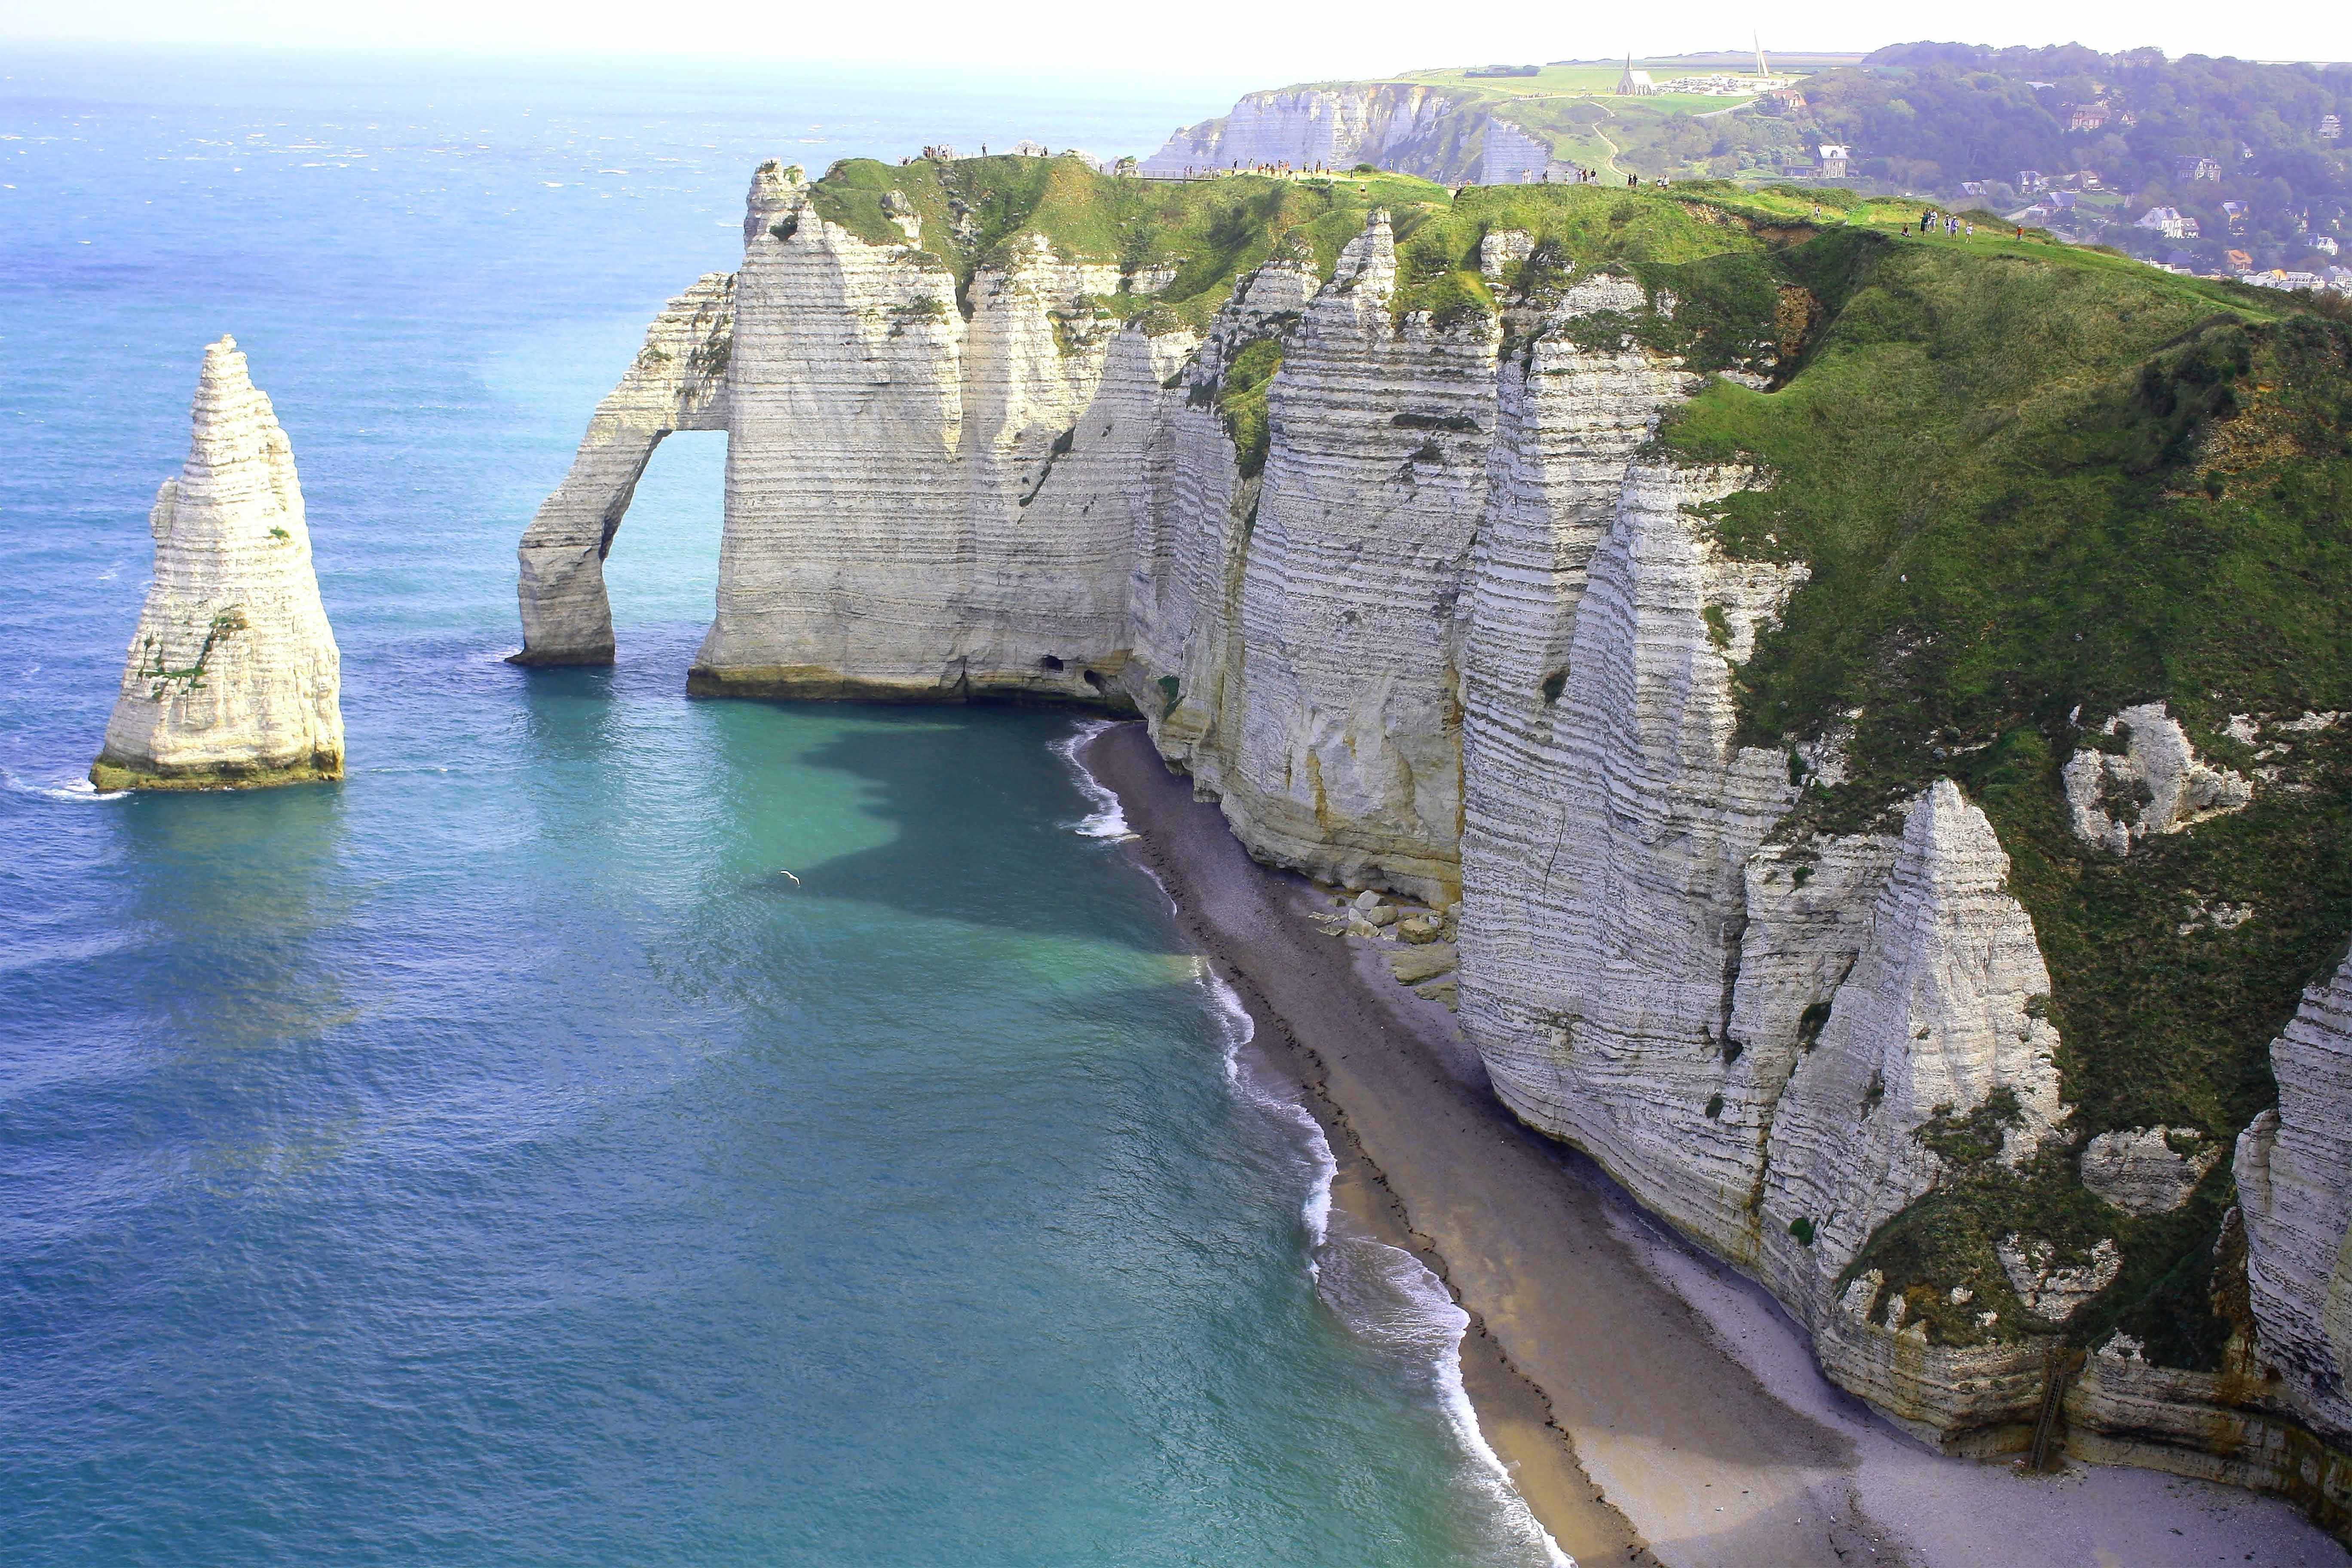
94;337;341;790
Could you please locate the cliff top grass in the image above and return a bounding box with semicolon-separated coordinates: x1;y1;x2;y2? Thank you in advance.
1267;64;1761;113
1644;211;2352;1361
802;155;1455;331
801;155;2061;346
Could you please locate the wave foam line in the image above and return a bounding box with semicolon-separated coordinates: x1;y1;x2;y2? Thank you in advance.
1049;720;1135;840
2;768;125;803
1384;1245;1575;1568
1201;967;1333;1254
1196;966;1570;1566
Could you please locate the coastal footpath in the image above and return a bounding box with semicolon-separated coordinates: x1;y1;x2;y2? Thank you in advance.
94;336;342;791
519;153;2352;1539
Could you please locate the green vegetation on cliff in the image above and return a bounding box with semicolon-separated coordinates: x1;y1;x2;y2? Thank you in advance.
1399;183;2352;1357
804;155;1454;329
1642;208;2352;1361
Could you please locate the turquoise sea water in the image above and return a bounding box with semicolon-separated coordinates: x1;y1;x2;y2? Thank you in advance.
0;50;1562;1564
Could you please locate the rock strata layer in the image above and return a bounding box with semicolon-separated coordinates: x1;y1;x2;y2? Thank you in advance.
2239;951;2352;1443
94;337;341;790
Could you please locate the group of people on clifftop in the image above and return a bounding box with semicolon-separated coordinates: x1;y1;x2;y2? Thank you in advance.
1171;159;1340;180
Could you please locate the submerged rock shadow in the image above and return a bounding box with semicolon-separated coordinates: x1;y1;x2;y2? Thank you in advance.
724;701;1190;956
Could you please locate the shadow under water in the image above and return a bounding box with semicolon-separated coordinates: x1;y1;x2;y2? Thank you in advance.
703;697;1190;957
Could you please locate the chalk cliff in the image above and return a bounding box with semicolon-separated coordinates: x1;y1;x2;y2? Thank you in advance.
521;156;2352;1532
93;337;341;790
1138;83;1558;185
514;273;735;664
2238;955;2352;1443
1165;214;1498;901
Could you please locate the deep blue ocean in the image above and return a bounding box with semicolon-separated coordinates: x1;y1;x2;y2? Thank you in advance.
0;48;1563;1565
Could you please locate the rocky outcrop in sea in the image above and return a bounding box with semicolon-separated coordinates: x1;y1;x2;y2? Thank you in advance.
93;337;341;791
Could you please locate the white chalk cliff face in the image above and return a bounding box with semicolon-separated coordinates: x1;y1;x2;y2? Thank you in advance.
94;337;341;790
514;273;735;664
521;160;2352;1507
1170;217;1497;902
1757;783;2068;1302
2238;950;2352;1444
685;164;1176;706
2063;701;2252;855
1138;84;1559;186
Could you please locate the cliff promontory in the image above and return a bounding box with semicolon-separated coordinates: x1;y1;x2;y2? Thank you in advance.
94;337;342;791
522;155;2352;1534
1137;82;1567;187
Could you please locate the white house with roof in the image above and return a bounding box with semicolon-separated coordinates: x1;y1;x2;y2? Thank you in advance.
1816;145;1850;178
2136;206;2189;239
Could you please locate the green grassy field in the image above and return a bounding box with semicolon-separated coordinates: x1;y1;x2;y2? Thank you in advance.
1393;62;1766;115
1648;209;2348;1359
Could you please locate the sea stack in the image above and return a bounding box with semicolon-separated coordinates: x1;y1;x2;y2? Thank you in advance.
91;337;342;790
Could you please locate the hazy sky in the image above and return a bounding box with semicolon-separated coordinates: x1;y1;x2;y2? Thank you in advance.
2;0;2344;79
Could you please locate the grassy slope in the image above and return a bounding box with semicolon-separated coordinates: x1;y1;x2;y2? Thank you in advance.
1398;62;1762;114
795;156;2352;1362
1660;217;2352;1359
1431;182;2352;1363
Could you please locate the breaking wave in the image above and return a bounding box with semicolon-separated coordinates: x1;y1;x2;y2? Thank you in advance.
3;768;125;803
1050;719;1134;839
1198;966;1571;1568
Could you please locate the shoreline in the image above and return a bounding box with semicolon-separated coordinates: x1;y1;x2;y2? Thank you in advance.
1081;719;2349;1568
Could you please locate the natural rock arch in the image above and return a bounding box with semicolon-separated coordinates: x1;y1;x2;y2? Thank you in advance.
510;273;736;664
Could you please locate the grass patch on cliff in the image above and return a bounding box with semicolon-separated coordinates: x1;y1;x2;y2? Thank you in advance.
803;163;1848;358
805;156;1455;331
1215;338;1282;478
1842;1143;2241;1364
1655;220;2352;1365
1385;183;1771;337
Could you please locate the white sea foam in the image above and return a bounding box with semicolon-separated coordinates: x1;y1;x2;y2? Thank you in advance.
1050;719;1134;840
2;768;126;803
1201;967;1334;1254
1195;963;1572;1567
1075;717;1567;1562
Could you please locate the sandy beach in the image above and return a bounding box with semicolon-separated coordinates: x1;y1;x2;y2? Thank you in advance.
1083;720;2348;1568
